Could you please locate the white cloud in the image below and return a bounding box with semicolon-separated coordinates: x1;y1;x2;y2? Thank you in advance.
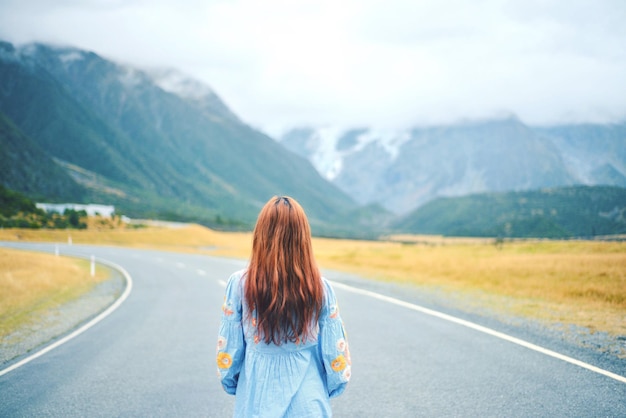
1;0;625;134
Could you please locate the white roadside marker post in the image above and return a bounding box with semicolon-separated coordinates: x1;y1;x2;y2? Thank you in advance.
91;255;95;278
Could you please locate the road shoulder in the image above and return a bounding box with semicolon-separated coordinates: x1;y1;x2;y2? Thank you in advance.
0;267;125;367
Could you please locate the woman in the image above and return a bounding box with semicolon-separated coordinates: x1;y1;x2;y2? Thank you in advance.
216;196;350;417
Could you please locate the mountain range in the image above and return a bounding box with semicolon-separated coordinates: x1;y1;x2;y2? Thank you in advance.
1;40;625;238
0;41;364;234
279;119;626;214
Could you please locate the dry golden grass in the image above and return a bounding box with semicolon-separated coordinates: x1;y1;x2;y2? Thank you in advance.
0;224;244;255
313;237;626;336
1;225;624;337
0;248;109;339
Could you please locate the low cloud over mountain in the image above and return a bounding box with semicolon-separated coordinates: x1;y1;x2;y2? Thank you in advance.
279;118;626;214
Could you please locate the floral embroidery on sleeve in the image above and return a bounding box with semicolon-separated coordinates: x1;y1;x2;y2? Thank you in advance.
216;336;227;351
336;338;346;352
331;354;347;372
344;341;352;366
222;297;234;316
321;279;351;397
342;365;352;381
331;332;351;382
216;271;246;395
329;303;339;319
217;352;233;369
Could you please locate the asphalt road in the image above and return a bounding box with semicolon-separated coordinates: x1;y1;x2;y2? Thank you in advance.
1;243;625;417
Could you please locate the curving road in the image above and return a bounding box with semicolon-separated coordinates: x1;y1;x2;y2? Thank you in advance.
0;242;625;417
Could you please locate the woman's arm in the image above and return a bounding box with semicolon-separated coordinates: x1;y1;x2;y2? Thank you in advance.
216;272;246;394
319;279;351;398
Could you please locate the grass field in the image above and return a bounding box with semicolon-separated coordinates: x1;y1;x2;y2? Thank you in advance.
0;248;109;340
0;225;624;341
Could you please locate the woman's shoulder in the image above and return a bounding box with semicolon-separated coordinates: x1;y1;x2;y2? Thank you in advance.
225;269;247;296
228;269;247;282
321;277;335;294
320;277;339;309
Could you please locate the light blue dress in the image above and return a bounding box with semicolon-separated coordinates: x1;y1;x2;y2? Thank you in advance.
216;270;350;417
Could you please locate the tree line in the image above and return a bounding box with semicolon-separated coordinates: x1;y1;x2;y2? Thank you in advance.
0;185;87;229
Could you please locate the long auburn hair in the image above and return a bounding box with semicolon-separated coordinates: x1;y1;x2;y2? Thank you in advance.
245;196;323;345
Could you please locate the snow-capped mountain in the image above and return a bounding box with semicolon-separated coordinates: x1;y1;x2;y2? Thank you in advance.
280;127;411;181
145;67;239;123
148;67;216;100
279;117;626;214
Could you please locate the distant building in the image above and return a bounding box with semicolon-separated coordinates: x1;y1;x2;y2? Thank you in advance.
36;203;116;217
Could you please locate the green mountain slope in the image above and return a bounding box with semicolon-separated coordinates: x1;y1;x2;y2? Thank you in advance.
0;41;358;231
393;186;626;238
0;44;152;190
0;111;87;201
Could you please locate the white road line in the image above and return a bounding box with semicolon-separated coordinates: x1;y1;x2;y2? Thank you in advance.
196;269;206;276
176;262;186;269
330;280;626;385
0;257;134;377
218;280;227;287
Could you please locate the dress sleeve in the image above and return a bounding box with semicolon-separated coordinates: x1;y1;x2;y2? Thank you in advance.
319;279;351;398
216;272;246;395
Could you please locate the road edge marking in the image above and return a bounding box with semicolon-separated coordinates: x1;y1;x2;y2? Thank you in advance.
330;280;626;385
0;257;134;377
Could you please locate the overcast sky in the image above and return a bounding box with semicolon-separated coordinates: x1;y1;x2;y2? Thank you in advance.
1;0;625;135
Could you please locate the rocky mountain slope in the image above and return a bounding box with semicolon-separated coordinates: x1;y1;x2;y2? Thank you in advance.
279;118;626;214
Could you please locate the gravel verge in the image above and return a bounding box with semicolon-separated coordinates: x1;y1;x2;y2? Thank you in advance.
328;270;626;373
0;266;126;367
